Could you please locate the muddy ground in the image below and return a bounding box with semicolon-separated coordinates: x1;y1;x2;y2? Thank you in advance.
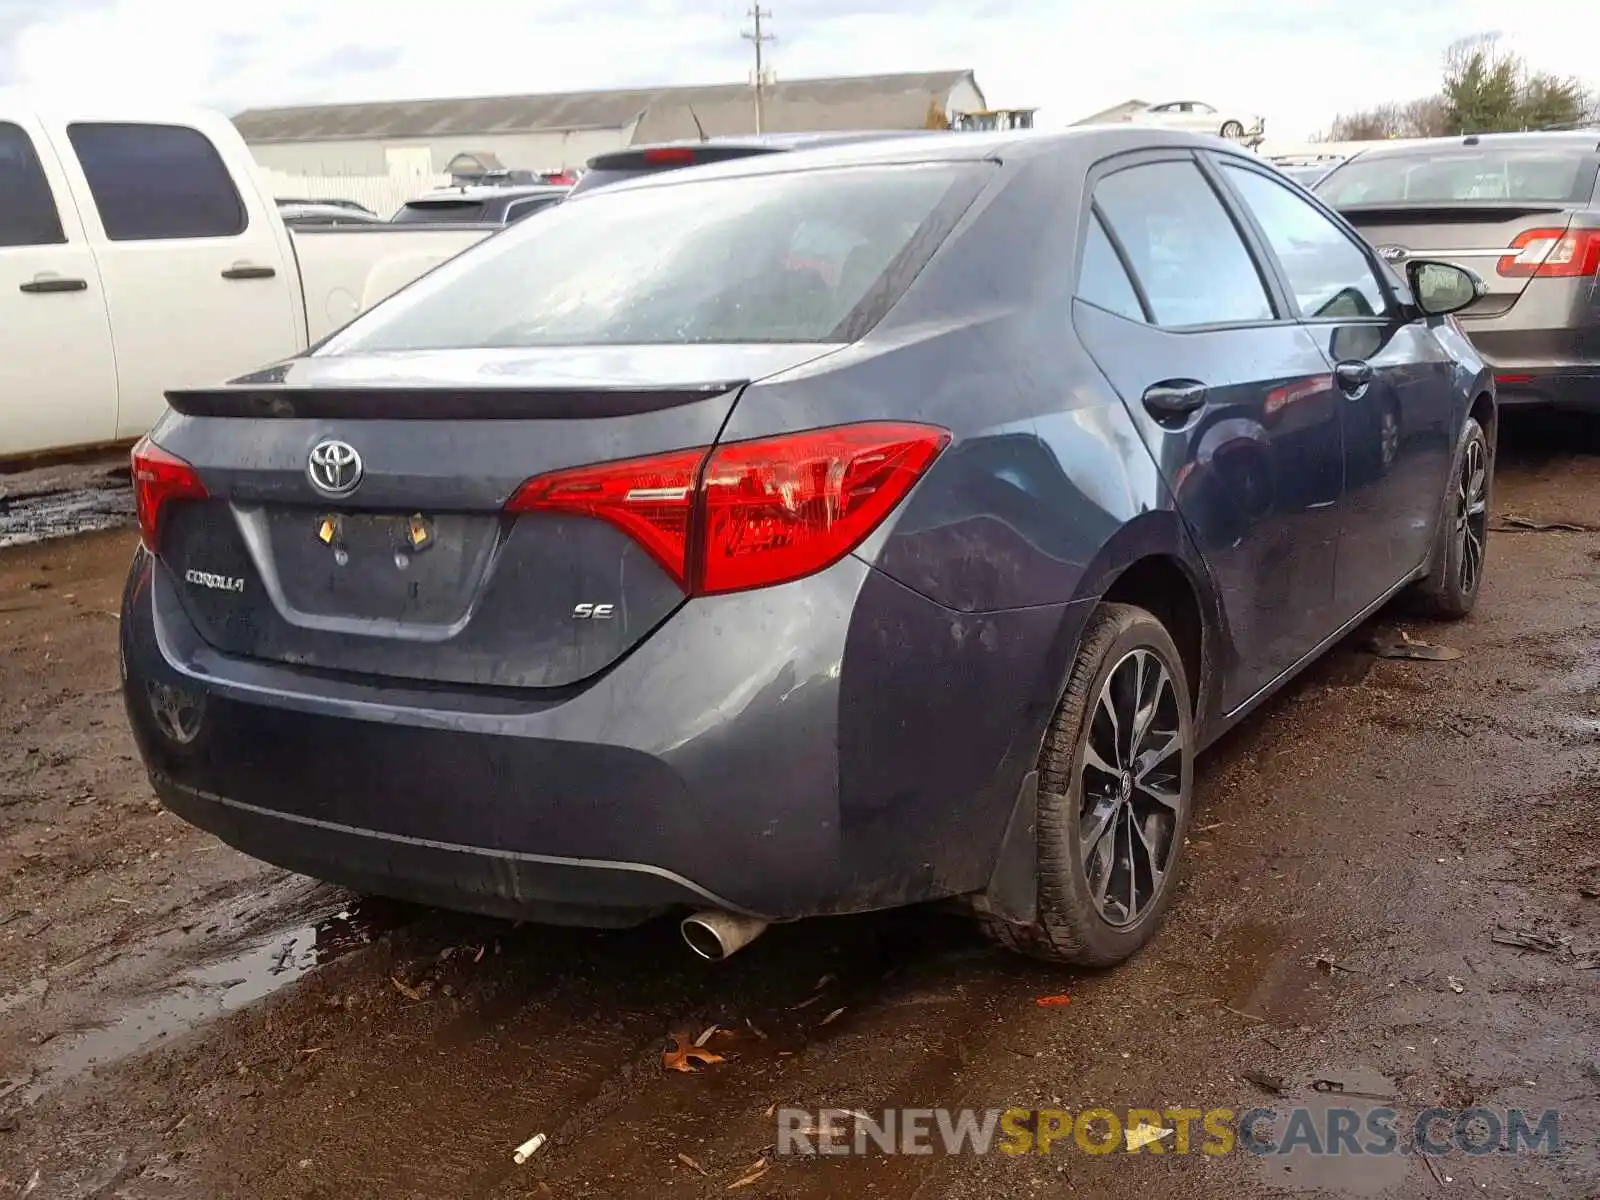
1;417;1597;1199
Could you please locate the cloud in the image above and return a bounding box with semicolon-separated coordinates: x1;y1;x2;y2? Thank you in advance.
0;0;1594;139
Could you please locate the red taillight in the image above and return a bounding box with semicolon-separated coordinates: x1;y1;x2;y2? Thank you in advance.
131;437;207;551
643;146;696;165
506;447;703;587
1497;227;1600;278
505;423;949;595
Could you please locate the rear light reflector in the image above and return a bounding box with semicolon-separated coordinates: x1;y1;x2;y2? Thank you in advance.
131;437;207;551
1497;227;1600;278
1494;372;1534;385
506;423;949;595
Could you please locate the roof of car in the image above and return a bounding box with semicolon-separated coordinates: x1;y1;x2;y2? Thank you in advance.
1345;130;1600;161
572;126;1251;197
405;183;571;204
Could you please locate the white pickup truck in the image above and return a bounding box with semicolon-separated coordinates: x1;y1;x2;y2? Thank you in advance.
0;98;497;462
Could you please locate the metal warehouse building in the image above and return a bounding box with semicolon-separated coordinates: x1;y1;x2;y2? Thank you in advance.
233;70;987;177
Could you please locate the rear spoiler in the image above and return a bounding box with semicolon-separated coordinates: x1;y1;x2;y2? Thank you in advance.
163;383;747;421
586;145;777;171
1335;202;1570;225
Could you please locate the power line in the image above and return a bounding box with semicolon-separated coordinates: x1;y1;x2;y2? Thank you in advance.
741;6;774;134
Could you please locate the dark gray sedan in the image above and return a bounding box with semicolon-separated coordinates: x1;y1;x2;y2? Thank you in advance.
122;128;1494;967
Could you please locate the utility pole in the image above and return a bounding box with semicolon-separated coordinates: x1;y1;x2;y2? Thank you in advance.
741;5;773;134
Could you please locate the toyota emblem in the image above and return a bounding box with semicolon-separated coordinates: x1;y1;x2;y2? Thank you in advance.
307;439;363;496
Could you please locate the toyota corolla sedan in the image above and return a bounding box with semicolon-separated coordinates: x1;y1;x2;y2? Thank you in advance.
122;128;1495;967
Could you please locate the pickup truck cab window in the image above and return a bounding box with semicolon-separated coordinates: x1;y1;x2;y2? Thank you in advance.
0;122;65;247
66;122;246;241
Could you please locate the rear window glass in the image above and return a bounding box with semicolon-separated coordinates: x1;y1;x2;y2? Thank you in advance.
327;163;986;350
1317;148;1600;206
392;199;489;224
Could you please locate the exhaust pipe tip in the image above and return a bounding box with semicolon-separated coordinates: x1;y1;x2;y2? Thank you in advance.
681;910;769;961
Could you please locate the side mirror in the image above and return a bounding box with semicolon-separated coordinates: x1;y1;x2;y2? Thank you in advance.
1406;260;1487;317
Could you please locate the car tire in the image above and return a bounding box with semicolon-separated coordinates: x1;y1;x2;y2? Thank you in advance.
1220;120;1245;139
1410;415;1491;620
980;602;1195;966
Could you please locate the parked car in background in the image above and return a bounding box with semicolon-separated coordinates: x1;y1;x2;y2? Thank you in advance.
122;128;1493;970
1317;131;1600;410
567;130;938;195
277;201;389;228
1122;100;1265;143
276;196;376;217
0;100;496;461
391;184;570;226
1275;161;1341;188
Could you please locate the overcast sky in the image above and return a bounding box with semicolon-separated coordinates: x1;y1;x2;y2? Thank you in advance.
1;0;1593;140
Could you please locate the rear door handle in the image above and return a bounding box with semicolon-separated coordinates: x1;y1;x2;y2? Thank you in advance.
221;263;276;280
1334;360;1373;396
1142;379;1209;423
19;275;87;294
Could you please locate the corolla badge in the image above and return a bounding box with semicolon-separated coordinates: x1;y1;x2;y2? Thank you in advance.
308;438;363;496
1375;245;1408;263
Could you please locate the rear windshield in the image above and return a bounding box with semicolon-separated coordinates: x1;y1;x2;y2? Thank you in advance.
392;199;489;224
325;163;986;351
1317;147;1600;206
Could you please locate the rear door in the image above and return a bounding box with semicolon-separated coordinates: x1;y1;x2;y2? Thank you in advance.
1072;151;1346;711
0;113;118;459
48;118;302;440
1218;155;1459;619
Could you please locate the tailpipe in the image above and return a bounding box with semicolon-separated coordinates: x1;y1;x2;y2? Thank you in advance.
681;911;769;961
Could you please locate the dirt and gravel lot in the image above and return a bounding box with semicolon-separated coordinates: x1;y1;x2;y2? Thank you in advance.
1;416;1597;1199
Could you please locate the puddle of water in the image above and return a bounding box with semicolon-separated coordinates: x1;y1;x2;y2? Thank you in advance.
21;901;398;1102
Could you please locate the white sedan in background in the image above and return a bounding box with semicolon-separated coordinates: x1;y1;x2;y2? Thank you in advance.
1125;100;1265;143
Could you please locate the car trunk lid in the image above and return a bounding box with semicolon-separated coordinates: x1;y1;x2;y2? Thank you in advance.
150;344;840;690
1336;203;1575;317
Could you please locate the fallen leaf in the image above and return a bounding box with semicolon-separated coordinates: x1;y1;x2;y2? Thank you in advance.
790;993;825;1011
1035;994;1072;1007
814;973;836;990
694;1024;721;1047
1447;976;1465;994
472;944;486;964
677;1153;709;1176
746;1018;768;1040
819;1006;846;1026
391;976;424;1002
663;1030;726;1073
763;1101;777;1117
728;1158;770;1189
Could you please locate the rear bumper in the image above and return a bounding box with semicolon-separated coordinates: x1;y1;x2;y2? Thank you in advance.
1481;367;1600;410
120;548;1082;925
1460;320;1600;409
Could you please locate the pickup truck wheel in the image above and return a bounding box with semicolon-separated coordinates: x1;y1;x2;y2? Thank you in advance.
1220;120;1246;139
981;603;1195;966
1411;416;1490;620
